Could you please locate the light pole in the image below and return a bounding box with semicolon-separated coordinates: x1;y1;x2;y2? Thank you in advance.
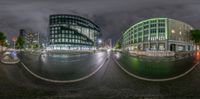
98;39;102;50
12;36;17;50
98;39;102;44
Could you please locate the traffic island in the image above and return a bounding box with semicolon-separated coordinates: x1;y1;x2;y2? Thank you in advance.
1;51;20;64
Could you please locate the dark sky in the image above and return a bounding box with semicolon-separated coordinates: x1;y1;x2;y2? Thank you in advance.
0;0;200;44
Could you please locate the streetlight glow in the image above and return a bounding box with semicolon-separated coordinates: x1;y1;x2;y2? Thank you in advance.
98;39;102;44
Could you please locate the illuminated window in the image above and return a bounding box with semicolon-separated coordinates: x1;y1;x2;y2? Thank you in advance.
150;24;157;27
158;28;165;33
144;30;149;35
158;23;165;27
144;25;149;29
150;29;157;33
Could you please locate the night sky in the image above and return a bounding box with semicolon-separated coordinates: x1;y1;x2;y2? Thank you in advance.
0;0;200;44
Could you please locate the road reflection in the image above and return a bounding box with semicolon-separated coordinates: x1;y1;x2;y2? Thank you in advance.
19;51;107;81
114;52;200;80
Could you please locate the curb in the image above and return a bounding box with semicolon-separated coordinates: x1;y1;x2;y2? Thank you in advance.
112;55;200;82
1;60;20;64
20;54;108;83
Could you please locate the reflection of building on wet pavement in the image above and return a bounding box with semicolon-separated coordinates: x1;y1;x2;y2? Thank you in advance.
114;52;199;80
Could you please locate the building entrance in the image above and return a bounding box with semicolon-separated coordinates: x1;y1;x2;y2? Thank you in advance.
170;44;176;51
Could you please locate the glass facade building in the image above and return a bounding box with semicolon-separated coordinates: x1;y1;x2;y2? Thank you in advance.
123;18;193;51
48;14;100;50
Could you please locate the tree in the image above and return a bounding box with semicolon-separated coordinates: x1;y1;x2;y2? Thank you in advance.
115;39;122;49
16;36;25;49
190;29;200;51
30;43;40;49
0;32;6;52
33;43;39;49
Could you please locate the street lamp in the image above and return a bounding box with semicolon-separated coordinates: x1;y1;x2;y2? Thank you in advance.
98;39;102;44
12;36;17;50
97;39;102;50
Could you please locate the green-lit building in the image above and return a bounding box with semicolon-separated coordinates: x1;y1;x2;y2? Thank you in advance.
123;18;194;51
48;14;100;50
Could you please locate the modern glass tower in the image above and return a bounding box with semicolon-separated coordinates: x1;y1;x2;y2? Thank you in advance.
123;18;194;51
48;14;100;50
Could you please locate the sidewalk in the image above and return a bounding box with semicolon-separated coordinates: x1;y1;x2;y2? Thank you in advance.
118;51;193;62
129;51;175;57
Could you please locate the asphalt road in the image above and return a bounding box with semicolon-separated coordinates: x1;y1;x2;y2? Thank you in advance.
113;52;200;79
18;51;107;81
0;51;200;99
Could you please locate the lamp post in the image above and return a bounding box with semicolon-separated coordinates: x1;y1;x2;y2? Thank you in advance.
98;39;102;50
12;35;17;50
98;39;102;44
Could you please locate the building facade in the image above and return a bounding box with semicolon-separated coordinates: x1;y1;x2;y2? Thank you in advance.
48;14;100;50
25;32;39;48
18;29;40;48
123;18;194;51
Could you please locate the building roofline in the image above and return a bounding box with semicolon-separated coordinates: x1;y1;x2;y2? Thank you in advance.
49;14;100;31
123;17;193;35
